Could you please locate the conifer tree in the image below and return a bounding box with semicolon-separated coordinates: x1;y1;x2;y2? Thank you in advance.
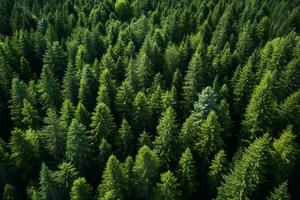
133;92;151;133
98;155;127;200
78;65;97;112
177;148;197;199
154;107;179;167
62;64;79;105
43;41;67;81
90;102;116;146
208;150;228;197
267;182;291;200
155;171;181;200
2;184;18;200
60;99;75;128
39;64;62;110
115;80;135;122
66;119;92;176
216;135;271;200
271;128;299;184
242;71;277;141
21;99;40;129
98;138;113;173
42;109;66;163
10;77;27;128
70;177;93;200
38;163;61;200
116;119;134;160
74;102;90;128
133;146;160;200
197;111;224;162
182;44;207;114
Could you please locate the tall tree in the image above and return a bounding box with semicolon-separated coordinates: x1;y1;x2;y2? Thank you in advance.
267;182;291;200
116;119;134;160
66;119;92;177
70;177;93;200
153;107;179;168
154;171;181;200
133;92;151;133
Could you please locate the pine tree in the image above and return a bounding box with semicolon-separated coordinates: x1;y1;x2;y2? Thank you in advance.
43;41;67;81
208;150;228;197
133;146;160;200
2;184;18;200
90;102;116;146
98;155;127;200
42;109;66;163
115;0;132;21
216;135;271;200
196;111;224;162
138;131;153;149
177;148;197;199
115;80;135;122
267;182;291;200
38;163;61;200
39;64;62;110
153;107;179;167
62;64;79;105
182;44;207;114
21;99;40;129
78;65;97;112
133;92;151;133
66;119;92;176
116;119;134;160
98;68;117;108
271;128;299;184
54;162;79;199
70;177;93;200
74;102;90;128
60;99;75;128
155;171;181;200
98;138;113;173
9;129;39;179
242;71;277;141
164;44;181;85
10;77;27;128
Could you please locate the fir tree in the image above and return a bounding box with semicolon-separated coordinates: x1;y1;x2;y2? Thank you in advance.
70;177;93;200
155;171;181;200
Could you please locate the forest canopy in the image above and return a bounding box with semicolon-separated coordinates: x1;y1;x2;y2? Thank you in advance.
0;0;300;199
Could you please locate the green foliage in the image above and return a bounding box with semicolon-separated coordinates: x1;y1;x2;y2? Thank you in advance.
216;135;271;200
155;171;181;200
3;184;18;200
116;119;134;160
267;182;291;200
70;177;93;200
154;107;179;167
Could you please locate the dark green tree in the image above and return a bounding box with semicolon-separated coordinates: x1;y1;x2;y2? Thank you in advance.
70;177;93;200
267;182;291;200
154;171;181;200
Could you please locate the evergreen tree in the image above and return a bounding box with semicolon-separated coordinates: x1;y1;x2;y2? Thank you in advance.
60;99;75;128
74;102;90;128
115;80;135;122
196;111;224;162
267;182;291;200
98;155;127;200
39;64;62;110
70;177;93;200
42;109;66;163
66;119;92;176
38;163;61;200
90;102;116;146
155;171;181;200
116;119;134;160
153;107;179;167
62;64;79;105
177;148;197;199
21;99;40;129
216;135;271;200
242;71;277;141
133;92;151;133
133;146;160;200
2;184;18;200
10;77;27;128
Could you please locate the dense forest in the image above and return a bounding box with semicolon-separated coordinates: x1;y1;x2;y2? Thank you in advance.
0;0;300;199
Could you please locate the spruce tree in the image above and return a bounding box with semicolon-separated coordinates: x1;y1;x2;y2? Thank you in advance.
133;146;160;200
62;64;79;105
21;99;40;129
60;99;75;128
2;184;18;200
153;107;179;167
133;92;151;133
116;119;134;160
155;171;181;200
177;148;197;199
70;177;93;200
267;182;291;200
66;119;92;176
